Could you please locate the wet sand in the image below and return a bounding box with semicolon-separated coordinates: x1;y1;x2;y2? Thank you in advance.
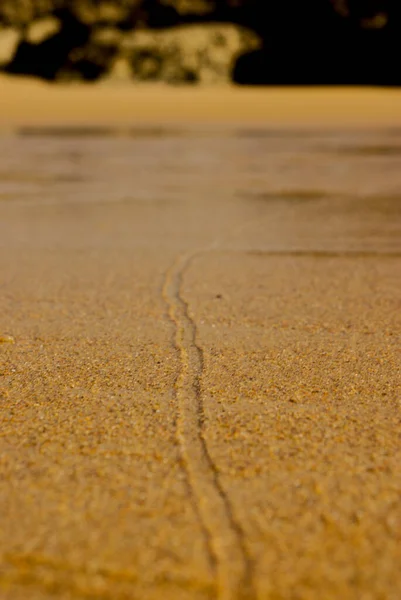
0;82;401;599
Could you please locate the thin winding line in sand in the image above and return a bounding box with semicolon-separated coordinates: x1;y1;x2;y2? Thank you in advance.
163;252;254;600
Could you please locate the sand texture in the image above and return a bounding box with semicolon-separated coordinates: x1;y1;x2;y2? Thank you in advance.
0;92;401;599
1;76;401;128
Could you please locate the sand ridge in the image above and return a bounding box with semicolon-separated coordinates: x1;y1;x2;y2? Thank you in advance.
163;250;253;600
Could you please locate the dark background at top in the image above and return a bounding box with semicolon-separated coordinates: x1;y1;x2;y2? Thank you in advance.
1;0;400;85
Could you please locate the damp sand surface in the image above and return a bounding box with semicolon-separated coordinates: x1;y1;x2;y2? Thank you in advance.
0;85;401;599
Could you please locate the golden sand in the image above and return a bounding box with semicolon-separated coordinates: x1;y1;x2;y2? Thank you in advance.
1;74;401;128
0;81;400;599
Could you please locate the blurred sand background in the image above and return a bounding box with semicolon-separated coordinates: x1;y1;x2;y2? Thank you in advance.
2;75;401;127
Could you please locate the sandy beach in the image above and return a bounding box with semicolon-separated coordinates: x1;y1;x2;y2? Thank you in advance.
0;78;401;599
2;75;401;128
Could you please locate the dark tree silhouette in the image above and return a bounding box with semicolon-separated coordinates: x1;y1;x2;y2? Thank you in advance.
1;0;400;84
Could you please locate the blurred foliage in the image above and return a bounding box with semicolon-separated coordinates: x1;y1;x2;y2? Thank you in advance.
0;0;399;84
0;1;139;26
0;0;397;29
